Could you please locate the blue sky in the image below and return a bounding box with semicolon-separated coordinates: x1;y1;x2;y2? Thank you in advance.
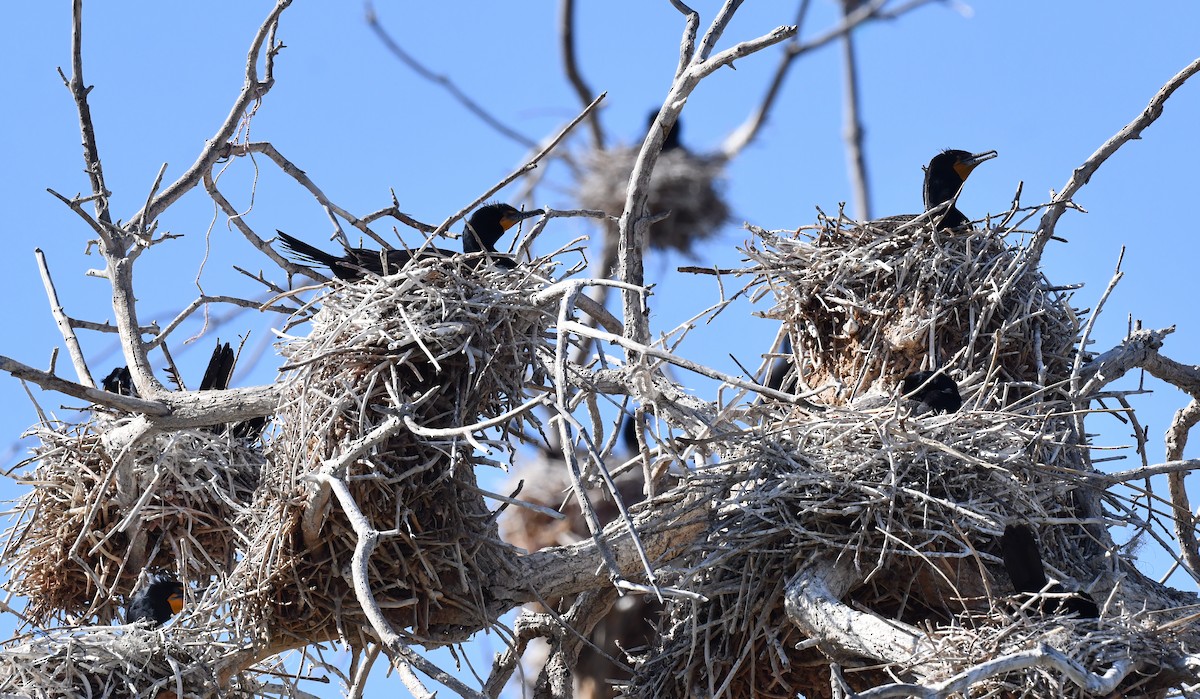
1;2;1198;696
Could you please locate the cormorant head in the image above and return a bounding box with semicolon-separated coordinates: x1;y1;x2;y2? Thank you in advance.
463;203;544;254
922;149;997;227
647;110;682;151
148;572;185;615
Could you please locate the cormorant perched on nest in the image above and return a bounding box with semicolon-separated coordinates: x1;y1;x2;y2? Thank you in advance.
197;340;266;439
1001;524;1100;618
100;367;135;397
276;203;543;281
900;370;963;414
126;571;184;626
922;149;997;229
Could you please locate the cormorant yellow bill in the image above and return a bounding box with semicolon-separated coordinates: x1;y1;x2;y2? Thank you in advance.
952;150;998;182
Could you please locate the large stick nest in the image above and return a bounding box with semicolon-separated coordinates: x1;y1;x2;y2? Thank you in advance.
576;148;730;255
745;213;1081;406
624;404;1199;698
2;416;262;625
0;624;274;698
231;255;559;643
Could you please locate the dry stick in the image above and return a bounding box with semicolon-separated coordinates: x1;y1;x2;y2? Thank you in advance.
60;0;113;232
1165;400;1200;581
35;249;93;387
129;0;291;228
559;0;604;150
231;141;416;248
838;0;872;221
848;646;1134;699
1028;55;1200;267
720;0;939;159
202;170;317;283
319;475;487;699
622;11;796;349
364;3;536;150
0;354;168;415
432;92;606;240
560;320;816;405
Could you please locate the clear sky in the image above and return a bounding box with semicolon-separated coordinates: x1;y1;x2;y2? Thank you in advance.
1;2;1198;697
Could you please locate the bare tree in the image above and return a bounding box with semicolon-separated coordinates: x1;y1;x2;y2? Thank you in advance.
2;2;1200;698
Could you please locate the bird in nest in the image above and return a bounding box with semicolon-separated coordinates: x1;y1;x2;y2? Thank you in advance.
1000;523;1100;618
921;148;997;229
900;370;963;414
126;570;185;626
276;203;543;281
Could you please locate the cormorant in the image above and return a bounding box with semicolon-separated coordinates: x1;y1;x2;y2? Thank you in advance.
198;340;266;439
647;111;682;152
276;203;543;281
764;335;795;393
922;149;997;229
1000;524;1100;618
900;370;962;414
126;571;185;626
101;366;136;397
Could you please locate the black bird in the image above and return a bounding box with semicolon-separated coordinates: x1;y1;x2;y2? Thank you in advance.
922;149;997;229
764;335;795;393
647;111;682;152
900;370;963;414
276;203;543;281
199;342;235;392
1001;524;1100;618
101;366;136;397
198;340;266;439
126;571;185;626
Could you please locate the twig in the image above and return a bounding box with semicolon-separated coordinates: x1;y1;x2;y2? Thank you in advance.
35;249;93;387
432;92;606;239
365;3;536;150
1029;55;1200;266
559;0;605;150
129;0;292;228
838;0;872;220
622;12;796;347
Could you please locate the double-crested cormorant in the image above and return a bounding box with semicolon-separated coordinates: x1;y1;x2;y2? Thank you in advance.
1000;524;1100;618
277;203;543;281
922;149;997;229
900;370;963;414
126;571;185;626
198;341;266;439
101;366;136;397
647;111;682;152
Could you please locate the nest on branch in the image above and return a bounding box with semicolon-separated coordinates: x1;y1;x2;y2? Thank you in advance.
576;147;729;256
0;624;270;698
623;407;1186;698
231;254;560;643
744;212;1081;407
2;415;262;625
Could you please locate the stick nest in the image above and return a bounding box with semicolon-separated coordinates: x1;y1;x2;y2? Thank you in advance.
3;416;262;625
744;213;1081;406
576;148;729;255
233;255;558;642
0;624;269;698
623;407;1186;697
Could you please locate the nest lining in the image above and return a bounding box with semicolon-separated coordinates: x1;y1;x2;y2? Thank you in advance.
576;148;730;255
3;416;262;625
742;214;1081;406
233;254;561;643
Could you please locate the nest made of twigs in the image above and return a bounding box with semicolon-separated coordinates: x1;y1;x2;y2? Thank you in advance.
744;213;1081;407
576;148;729;255
0;624;269;699
623;406;1139;698
2;415;262;625
232;254;559;642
